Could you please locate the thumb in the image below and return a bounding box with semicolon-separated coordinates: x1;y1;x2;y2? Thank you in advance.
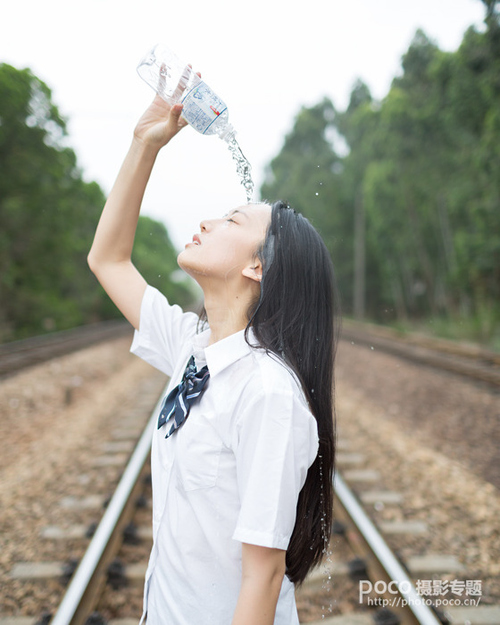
170;102;188;130
170;103;184;121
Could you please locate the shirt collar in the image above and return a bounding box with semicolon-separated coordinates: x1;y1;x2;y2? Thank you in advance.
191;327;258;378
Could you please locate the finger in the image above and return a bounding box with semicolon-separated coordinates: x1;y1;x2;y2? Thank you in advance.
170;103;183;118
157;63;167;95
187;64;201;79
171;64;193;102
170;103;188;128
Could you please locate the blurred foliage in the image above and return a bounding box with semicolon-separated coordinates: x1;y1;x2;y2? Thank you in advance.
261;1;500;345
0;63;194;342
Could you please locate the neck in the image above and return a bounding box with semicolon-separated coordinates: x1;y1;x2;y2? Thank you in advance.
202;281;255;345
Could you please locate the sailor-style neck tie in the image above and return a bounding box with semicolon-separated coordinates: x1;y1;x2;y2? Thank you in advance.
157;356;210;438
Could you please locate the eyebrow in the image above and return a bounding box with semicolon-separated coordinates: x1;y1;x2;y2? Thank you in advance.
227;209;249;219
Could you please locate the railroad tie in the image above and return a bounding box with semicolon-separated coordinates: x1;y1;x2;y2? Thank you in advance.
336;453;366;466
405;554;466;576
40;524;152;541
9;560;147;586
304;614;372;625
343;469;381;482
378;520;428;534
360;490;403;505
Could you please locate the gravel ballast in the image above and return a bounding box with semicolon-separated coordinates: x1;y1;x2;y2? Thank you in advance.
1;332;498;621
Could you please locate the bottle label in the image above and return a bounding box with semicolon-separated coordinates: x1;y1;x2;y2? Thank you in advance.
181;82;227;134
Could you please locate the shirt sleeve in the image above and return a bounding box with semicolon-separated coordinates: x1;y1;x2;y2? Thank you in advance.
130;285;199;377
231;378;319;551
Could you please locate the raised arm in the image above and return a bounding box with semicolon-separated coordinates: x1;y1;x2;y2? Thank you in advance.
87;95;188;330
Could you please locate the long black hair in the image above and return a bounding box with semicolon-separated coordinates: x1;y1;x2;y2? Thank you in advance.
246;200;340;585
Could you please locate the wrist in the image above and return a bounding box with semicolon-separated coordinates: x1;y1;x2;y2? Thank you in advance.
130;135;162;161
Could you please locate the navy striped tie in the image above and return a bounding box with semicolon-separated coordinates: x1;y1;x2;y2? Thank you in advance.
157;356;210;438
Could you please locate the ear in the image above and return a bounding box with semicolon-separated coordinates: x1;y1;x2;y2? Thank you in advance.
242;260;263;283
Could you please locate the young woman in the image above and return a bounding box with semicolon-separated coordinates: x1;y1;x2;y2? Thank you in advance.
88;92;340;625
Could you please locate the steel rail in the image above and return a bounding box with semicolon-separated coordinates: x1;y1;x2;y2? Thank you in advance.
51;383;441;625
342;319;500;365
341;324;500;387
334;472;442;625
0;320;131;378
50;384;168;625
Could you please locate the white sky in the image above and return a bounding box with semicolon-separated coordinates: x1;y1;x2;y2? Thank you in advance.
1;0;485;251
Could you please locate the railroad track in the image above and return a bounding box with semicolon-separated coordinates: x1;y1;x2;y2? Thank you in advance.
2;324;499;624
46;454;444;625
2;386;462;625
3;318;498;388
341;320;500;388
0;321;132;379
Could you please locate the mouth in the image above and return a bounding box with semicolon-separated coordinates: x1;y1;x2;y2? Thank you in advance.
184;234;202;249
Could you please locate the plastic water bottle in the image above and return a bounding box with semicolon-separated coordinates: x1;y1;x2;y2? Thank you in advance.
137;44;254;202
137;44;235;140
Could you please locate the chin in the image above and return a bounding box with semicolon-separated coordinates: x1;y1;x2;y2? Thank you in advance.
177;250;192;274
177;252;208;281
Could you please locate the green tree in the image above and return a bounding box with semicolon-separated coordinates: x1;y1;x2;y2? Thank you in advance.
0;63;194;341
260;3;500;342
261;99;353;305
132;216;194;311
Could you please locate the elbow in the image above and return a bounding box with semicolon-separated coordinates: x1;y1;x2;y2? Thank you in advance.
267;555;286;585
87;250;98;275
271;561;286;590
87;248;106;278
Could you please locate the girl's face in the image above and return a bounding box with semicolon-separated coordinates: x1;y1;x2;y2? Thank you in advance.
177;203;271;285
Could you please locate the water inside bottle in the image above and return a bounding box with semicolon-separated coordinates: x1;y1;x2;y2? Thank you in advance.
223;134;254;204
138;48;254;202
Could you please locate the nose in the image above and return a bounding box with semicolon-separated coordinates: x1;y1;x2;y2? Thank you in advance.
200;218;218;232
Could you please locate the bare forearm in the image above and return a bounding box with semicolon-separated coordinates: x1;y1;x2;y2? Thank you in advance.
85;99;186;329
88;137;159;268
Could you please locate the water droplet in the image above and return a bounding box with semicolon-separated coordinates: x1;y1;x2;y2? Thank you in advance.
225;135;254;203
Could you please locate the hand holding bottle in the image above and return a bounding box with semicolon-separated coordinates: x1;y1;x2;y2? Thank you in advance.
133;96;187;149
137;45;234;140
133;62;202;149
136;44;254;202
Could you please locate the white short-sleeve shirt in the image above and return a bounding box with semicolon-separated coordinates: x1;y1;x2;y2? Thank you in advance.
130;286;319;625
